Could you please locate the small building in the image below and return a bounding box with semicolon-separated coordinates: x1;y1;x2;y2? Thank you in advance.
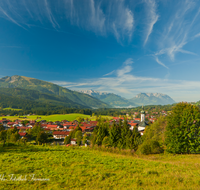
53;131;69;139
70;138;77;145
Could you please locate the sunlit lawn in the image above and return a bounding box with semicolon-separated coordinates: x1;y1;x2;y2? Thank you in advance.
0;145;200;189
0;114;113;122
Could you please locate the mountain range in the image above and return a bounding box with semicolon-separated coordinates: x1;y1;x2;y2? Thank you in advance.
79;90;176;107
0;75;176;110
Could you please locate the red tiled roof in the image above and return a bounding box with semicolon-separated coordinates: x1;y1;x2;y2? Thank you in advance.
63;122;74;126
46;124;58;128
41;124;47;127
18;132;27;136
53;131;69;135
7;122;16;125
44;128;51;131
129;123;138;126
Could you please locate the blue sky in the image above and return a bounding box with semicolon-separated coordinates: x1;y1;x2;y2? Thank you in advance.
1;0;200;102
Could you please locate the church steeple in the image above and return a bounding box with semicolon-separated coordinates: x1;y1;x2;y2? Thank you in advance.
141;106;145;122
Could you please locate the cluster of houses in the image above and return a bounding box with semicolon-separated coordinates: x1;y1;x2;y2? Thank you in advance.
0;108;160;144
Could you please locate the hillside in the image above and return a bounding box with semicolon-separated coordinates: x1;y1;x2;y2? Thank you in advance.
0;88;86;109
129;93;176;106
0;76;108;108
79;90;136;108
0;93;67;112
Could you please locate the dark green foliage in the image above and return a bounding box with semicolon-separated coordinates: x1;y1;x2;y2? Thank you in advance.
117;119;129;149
93;119;141;151
127;128;141;150
137;140;163;155
75;131;82;146
137;116;167;155
31;123;44;140
143;116;167;143
6;126;18;143
10;132;20;143
0;124;4;132
64;136;71;144
36;131;48;144
165;102;200;154
82;134;88;144
0;130;7;146
96;122;109;145
102;136;110;147
109;122;121;148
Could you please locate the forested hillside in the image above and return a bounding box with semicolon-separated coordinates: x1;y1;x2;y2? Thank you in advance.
0;76;108;108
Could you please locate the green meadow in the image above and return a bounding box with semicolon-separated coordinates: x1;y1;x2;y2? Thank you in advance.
2;108;22;111
0;145;200;190
0;114;90;122
0;113;113;122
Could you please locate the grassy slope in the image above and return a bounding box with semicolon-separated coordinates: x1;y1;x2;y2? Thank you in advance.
0;145;199;190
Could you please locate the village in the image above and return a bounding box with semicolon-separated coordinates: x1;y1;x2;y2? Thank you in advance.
0;108;168;145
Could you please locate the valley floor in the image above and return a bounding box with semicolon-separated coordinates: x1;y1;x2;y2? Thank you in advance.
0;145;200;190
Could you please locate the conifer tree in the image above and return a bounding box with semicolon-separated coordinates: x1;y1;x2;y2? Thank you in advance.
109;121;121;147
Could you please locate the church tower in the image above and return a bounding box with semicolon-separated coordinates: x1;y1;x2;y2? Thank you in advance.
141;106;145;122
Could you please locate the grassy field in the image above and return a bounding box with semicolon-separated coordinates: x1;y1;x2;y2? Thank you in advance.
0;114;113;122
0;114;89;122
0;145;199;190
2;108;22;111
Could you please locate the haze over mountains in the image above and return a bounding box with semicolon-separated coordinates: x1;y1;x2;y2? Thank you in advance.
79;90;176;107
0;75;175;109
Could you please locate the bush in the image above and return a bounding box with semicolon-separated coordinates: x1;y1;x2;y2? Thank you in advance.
137;140;163;155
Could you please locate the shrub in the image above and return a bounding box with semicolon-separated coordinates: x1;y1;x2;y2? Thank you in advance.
137;140;163;155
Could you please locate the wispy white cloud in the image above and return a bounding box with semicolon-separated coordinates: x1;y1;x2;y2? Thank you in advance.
155;57;168;69
52;58;200;102
144;0;159;45
103;70;115;76
0;6;27;30
89;0;105;33
44;0;59;29
155;0;199;61
0;0;135;43
194;32;200;38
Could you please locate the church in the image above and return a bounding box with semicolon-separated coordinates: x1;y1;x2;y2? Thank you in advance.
131;107;149;135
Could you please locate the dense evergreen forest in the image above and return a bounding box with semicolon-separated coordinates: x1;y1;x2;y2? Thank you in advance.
0;99;175;116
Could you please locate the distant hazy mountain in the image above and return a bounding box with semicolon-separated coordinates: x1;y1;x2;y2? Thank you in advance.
129;93;175;106
0;76;109;109
79;90;136;108
80;90;175;107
